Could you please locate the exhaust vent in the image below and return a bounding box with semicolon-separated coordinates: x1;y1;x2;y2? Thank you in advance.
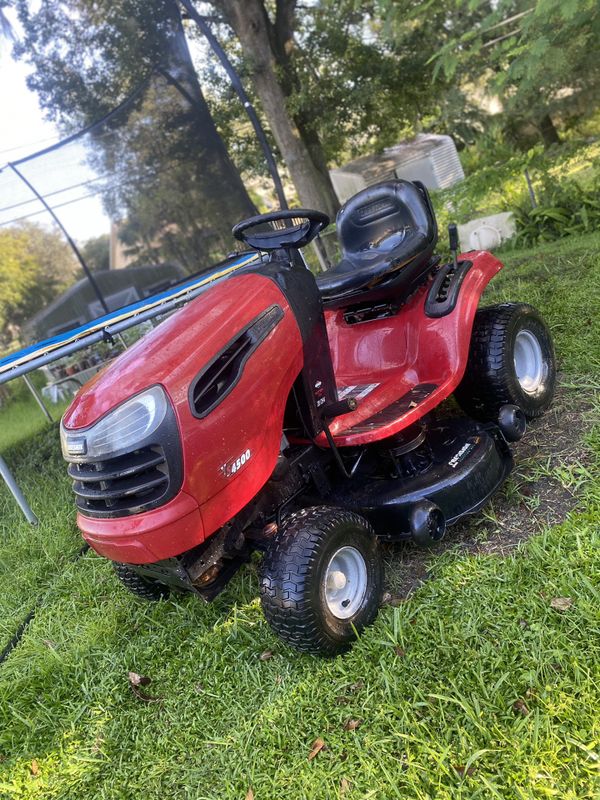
189;304;283;419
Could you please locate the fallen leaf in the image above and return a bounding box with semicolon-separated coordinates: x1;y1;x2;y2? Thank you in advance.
30;760;39;776
550;596;573;612
128;671;151;687
454;764;475;778
130;684;162;703
344;718;362;731
382;591;393;604
348;680;364;693
340;777;351;793
385;594;403;607
394;646;406;658
308;738;326;761
245;789;254;800
259;650;274;661
513;698;529;717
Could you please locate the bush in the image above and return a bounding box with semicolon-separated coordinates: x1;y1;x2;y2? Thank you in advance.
513;175;600;247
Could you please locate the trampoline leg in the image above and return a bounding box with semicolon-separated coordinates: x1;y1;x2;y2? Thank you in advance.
23;374;53;423
0;456;38;525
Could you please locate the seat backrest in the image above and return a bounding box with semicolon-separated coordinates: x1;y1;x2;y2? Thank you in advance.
336;179;437;263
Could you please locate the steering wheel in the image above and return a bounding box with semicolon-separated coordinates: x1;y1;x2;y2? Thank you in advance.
232;208;330;251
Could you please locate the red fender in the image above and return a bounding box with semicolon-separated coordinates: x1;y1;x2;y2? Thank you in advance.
322;250;503;446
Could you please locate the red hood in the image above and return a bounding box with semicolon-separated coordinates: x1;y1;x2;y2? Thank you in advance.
62;272;285;429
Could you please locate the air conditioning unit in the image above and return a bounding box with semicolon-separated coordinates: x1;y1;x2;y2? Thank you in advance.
330;134;464;204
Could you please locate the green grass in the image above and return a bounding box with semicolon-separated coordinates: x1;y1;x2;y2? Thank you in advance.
0;232;599;799
0;391;69;454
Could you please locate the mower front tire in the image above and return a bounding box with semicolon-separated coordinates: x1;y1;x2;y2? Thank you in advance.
260;507;383;656
455;303;556;421
113;563;170;601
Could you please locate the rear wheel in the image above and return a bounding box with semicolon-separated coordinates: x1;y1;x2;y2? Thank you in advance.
455;303;556;420
113;562;170;601
260;507;383;656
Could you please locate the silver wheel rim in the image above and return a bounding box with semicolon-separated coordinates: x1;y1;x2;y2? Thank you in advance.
324;546;368;620
514;330;546;394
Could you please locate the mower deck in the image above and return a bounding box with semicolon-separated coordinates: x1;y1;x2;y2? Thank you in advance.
328;417;512;539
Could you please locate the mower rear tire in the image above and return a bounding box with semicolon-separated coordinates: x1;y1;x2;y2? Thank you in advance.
260;507;383;656
113;563;170;601
455;303;556;421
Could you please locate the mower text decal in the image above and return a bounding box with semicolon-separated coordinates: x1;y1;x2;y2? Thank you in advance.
221;449;252;478
448;440;477;469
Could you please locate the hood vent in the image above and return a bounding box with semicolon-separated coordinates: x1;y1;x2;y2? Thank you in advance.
189;304;283;419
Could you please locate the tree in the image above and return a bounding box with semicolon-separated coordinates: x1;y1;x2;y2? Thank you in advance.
14;0;257;268
428;0;600;147
197;0;481;203
206;0;341;218
81;234;110;272
0;223;78;349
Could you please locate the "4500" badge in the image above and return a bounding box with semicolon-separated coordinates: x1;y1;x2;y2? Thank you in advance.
221;448;252;477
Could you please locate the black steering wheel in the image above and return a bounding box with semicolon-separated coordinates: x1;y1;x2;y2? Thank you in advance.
232;208;330;251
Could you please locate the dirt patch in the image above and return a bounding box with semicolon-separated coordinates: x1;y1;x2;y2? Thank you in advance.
382;380;595;599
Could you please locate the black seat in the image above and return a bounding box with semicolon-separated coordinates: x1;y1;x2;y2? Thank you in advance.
317;180;438;308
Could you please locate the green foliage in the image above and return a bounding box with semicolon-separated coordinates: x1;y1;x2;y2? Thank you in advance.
0;224;78;351
513;176;600;247
430;0;600;143
80;234;110;272
197;0;484;177
431;138;600;243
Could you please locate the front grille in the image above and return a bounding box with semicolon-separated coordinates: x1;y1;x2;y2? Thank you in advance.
68;445;173;518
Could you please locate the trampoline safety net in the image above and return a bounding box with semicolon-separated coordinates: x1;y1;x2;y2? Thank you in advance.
0;29;279;362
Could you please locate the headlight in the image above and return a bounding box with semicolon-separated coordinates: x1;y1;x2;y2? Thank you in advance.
61;385;169;461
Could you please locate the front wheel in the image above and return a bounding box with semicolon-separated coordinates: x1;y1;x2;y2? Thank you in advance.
455;303;556;421
260;507;384;656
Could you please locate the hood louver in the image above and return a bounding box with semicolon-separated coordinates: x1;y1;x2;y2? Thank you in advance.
189;304;283;419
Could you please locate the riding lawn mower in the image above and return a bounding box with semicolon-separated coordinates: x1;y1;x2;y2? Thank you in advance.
60;179;556;655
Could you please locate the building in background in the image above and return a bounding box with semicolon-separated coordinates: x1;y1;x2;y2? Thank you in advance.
25;262;186;342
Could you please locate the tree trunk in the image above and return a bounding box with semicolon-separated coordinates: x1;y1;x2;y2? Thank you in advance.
538;112;561;148
213;0;340;220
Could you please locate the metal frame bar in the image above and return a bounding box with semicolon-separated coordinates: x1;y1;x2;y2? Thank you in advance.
0;456;38;525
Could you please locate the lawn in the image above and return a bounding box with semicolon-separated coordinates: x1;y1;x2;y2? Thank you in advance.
0;232;599;799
